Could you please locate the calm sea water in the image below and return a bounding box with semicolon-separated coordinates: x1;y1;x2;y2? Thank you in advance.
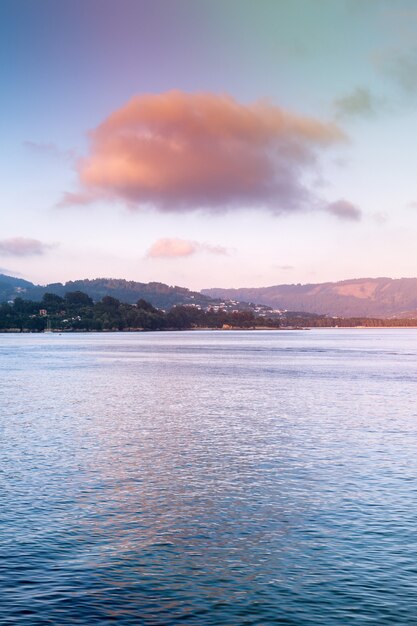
1;329;417;625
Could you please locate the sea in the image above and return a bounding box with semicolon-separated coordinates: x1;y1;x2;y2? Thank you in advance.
1;329;417;625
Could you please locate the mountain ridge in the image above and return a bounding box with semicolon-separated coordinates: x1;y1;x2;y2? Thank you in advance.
3;274;417;317
202;277;417;317
0;274;211;310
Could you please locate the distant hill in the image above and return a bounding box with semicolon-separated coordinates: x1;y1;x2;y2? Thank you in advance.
5;273;417;317
202;277;417;318
0;275;211;309
0;274;34;302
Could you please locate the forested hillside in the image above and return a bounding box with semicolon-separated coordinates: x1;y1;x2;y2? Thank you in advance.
202;277;417;317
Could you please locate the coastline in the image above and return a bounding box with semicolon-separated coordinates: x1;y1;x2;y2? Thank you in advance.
3;325;417;334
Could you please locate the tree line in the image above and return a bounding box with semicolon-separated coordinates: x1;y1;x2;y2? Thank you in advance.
0;291;259;332
1;291;417;332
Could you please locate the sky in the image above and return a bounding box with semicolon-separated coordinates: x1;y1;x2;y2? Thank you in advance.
2;0;417;290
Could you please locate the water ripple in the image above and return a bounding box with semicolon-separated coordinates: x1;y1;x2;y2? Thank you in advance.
1;329;417;624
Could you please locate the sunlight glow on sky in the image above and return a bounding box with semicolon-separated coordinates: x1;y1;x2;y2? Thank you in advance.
2;0;417;289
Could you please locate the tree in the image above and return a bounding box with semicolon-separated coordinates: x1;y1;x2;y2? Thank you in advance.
65;291;93;307
136;298;158;313
101;295;120;309
41;293;65;312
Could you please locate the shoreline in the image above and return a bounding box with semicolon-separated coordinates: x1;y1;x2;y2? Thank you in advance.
3;325;417;334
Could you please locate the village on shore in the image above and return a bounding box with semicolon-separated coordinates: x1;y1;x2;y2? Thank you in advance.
1;290;417;333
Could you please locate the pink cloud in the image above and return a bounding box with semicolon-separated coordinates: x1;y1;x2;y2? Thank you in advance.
325;199;362;221
62;91;344;214
147;238;228;258
0;237;53;256
56;191;94;208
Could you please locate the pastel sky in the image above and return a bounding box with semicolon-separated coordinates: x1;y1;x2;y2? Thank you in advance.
2;0;417;290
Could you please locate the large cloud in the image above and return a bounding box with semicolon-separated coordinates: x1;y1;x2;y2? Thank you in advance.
0;237;52;256
63;91;344;214
147;238;228;258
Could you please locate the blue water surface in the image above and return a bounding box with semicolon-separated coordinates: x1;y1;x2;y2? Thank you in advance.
1;329;417;624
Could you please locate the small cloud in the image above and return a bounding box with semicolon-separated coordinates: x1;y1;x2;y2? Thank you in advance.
146;238;228;259
333;87;383;119
24;141;75;162
407;201;417;209
201;243;229;255
55;191;94;208
0;237;54;257
333;156;350;168
61;90;345;215
272;264;294;271
325;199;362;221
382;51;417;95
372;211;388;224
